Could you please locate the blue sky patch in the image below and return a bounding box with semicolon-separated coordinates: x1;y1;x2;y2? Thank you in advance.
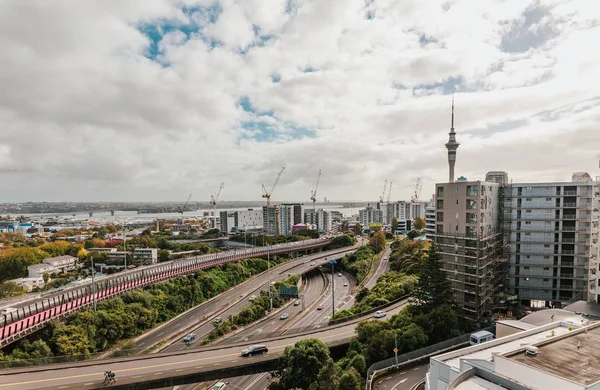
414;76;463;95
239;119;316;143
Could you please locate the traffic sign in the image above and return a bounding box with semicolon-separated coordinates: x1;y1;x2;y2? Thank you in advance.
393;348;398;353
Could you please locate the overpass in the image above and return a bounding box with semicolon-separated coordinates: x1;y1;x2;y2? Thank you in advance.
0;238;331;348
0;300;408;390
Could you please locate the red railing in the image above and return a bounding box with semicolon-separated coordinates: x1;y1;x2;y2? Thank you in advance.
0;239;330;344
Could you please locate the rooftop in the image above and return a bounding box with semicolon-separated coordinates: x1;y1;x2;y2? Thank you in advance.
506;326;600;386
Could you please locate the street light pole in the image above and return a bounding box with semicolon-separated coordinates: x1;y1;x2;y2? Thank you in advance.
91;254;97;312
328;258;337;318
267;244;273;311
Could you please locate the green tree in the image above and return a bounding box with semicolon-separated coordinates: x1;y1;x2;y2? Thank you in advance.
314;359;341;390
369;223;382;233
0;281;27;299
158;250;170;262
413;217;426;230
407;230;419;240
347;354;366;377
274;338;331;390
339;367;361;390
391;217;398;234
411;246;454;310
353;222;363;236
369;231;386;253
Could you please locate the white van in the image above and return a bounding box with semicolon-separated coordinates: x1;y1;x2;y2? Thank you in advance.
469;330;494;345
211;382;226;390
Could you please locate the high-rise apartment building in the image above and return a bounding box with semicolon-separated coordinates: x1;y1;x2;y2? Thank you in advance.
485;171;509;186
359;206;383;228
505;179;600;306
433;180;507;323
304;209;331;233
262;205;281;235
411;201;429;220
279;203;303;235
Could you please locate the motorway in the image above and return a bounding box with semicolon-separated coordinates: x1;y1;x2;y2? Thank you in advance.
374;364;427;390
206;245;391;390
134;248;356;351
0;299;408;390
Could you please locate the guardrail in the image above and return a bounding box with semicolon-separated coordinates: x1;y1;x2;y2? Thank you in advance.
329;294;410;326
366;326;495;390
0;239;331;347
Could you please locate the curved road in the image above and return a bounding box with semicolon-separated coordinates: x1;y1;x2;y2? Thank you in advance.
135;248;356;352
0;301;407;390
375;364;427;390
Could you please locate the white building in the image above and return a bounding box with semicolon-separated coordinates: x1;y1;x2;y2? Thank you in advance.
263;205;281;235
426;310;596;390
9;277;45;292
220;209;263;234
133;248;158;264
280;204;303;235
88;247;117;253
505;177;600;306
42;255;77;272
425;205;435;239
304;209;331;233
27;263;58;278
359;206;383;228
410;200;429;220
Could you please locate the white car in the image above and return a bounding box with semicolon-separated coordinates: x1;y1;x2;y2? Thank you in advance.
374;311;386;318
249;295;257;302
280;313;289;320
294;300;300;306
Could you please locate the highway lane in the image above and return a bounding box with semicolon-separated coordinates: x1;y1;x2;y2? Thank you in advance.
365;247;391;290
374;364;427;390
139;248;355;351
0;300;409;390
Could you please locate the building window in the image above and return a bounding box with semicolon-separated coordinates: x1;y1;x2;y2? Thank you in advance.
545;221;551;225
546;198;552;201
544;232;551;236
543;278;549;282
526;198;532;201
544;244;550;248
456;186;459;192
524;266;530;270
437;200;444;209
437;212;444;222
456;199;459;205
525;243;531;246
526;210;532;213
546;209;552;213
525;233;531;236
543;267;549;270
526;186;533;190
525;221;531;225
437;187;444;197
544;255;550;259
526;255;530;259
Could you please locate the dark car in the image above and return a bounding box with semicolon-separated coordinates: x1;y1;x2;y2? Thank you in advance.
183;333;196;342
241;344;268;357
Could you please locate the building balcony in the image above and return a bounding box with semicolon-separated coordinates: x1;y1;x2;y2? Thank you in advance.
561;250;575;254
562;238;575;243
563;215;577;220
559;285;574;290
563;203;576;208
564;191;577;196
562;226;576;231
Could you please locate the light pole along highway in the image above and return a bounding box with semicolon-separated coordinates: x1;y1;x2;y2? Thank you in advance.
328;257;336;318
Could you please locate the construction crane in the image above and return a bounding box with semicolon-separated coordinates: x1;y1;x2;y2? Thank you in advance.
387;181;393;204
411;178;422;203
379;180;388;204
262;167;285;206
210;182;225;227
310;169;322;210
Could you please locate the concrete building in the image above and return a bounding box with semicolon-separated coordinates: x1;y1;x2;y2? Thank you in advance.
411;200;429;221
9;277;45;291
42;255;78;272
397;219;412;233
433;180;507;322
88;247;117;253
220;209;263;234
263;205;281;235
426;313;598;390
280;204;303;235
425;205;436;239
133;248;158;264
106;251;128;263
385;201;411;225
486;170;509;185
330;210;343;223
359;206;384;228
27;263;58;278
304;209;331;233
505;179;600;307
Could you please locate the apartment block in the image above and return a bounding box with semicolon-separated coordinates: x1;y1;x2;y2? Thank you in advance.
304;209;331;233
220;209;263;234
411;201;429;220
505;179;600;306
220;211;236;234
425;206;435;239
433;180;507;323
359;206;383;228
485;171;509;185
262;205;281;235
385;201;411;224
133;248;158;264
280;204;303;235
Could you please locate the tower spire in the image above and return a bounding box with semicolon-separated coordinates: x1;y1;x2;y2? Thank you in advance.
445;93;459;182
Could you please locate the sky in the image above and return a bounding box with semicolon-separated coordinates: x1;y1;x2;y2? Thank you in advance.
1;0;600;203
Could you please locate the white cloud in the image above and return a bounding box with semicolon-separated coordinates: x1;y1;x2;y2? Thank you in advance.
0;0;599;203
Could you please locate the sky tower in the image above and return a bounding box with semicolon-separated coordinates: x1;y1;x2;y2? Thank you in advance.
445;94;459;182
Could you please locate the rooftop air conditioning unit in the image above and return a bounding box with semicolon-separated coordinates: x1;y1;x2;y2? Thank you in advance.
525;346;539;356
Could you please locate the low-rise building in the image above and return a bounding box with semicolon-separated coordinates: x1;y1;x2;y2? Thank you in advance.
88;247;118;253
9;277;45;292
133;248;158;264
427;310;596;390
106;251;128;263
27;263;58;278
42;255;77;272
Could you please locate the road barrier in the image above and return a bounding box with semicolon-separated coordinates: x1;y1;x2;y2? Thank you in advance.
0;239;331;348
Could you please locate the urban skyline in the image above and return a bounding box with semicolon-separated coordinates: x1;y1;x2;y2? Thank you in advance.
1;1;600;203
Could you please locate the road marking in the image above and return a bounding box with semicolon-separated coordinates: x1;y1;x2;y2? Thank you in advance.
176;369;184;372
413;367;419;371
214;363;221;366
84;383;93;386
0;326;355;387
132;376;142;379
154;372;163;375
391;378;407;390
